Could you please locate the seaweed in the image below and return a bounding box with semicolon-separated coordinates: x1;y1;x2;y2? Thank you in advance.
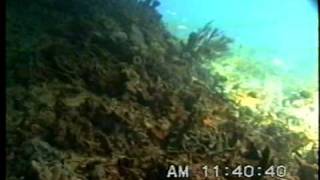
184;21;233;63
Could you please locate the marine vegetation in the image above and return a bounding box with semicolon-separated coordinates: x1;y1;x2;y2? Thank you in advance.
6;0;318;179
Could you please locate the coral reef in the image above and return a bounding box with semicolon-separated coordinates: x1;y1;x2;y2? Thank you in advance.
6;0;317;179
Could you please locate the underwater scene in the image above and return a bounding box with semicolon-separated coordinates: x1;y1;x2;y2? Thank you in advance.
5;0;318;179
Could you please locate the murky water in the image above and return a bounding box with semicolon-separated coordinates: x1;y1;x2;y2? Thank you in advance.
158;0;318;78
158;0;319;140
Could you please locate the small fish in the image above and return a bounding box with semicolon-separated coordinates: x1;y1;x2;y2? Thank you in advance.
151;0;160;8
165;10;177;16
176;25;188;30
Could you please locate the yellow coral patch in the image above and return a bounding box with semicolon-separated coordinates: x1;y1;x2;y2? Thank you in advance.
236;94;262;109
202;117;216;128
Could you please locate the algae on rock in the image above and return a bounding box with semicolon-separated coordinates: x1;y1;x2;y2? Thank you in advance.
6;0;317;179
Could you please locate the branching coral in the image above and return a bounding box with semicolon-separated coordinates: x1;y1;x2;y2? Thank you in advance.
184;21;233;63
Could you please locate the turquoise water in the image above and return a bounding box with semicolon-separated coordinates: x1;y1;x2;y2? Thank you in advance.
157;0;318;79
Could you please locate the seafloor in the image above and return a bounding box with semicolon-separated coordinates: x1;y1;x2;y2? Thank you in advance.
6;0;318;179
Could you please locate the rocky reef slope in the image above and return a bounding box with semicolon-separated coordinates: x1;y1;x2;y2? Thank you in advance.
6;0;318;179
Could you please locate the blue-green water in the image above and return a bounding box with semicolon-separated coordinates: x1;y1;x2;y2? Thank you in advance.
157;0;318;80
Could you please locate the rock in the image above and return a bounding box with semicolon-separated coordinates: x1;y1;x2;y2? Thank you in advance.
110;31;128;43
296;156;319;180
167;38;182;54
129;24;147;50
299;90;311;99
91;164;106;180
150;41;165;55
22;138;62;162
